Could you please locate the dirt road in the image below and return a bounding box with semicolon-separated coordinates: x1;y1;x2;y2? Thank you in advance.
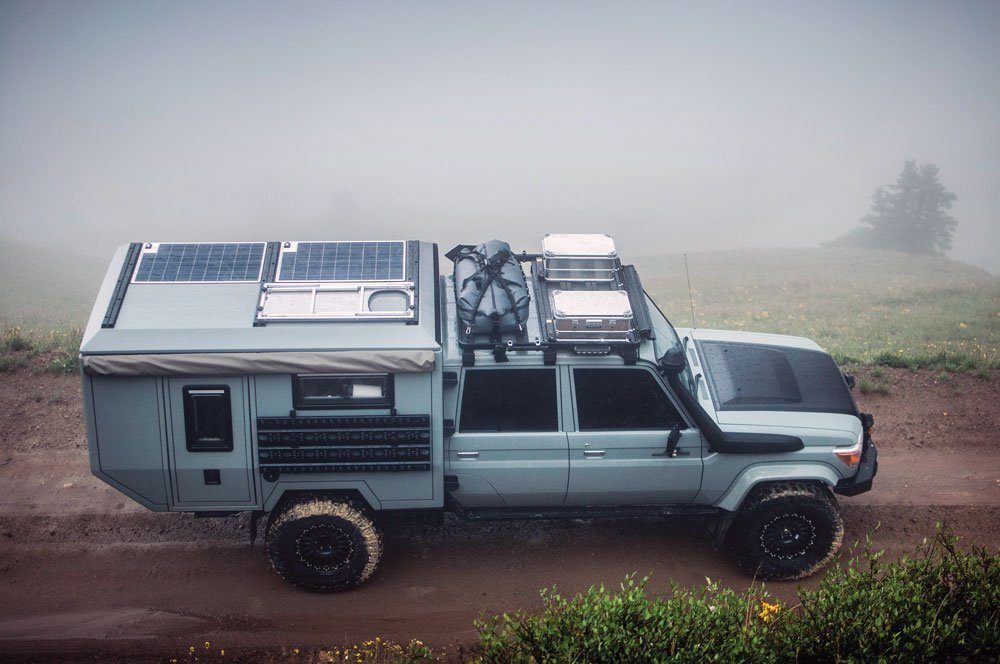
1;365;998;661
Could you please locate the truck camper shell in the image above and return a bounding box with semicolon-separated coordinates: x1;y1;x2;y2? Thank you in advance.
81;241;443;514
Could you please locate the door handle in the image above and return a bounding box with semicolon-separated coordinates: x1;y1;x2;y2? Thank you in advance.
583;450;606;458
456;451;479;460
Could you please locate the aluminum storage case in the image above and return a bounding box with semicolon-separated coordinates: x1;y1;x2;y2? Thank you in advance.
551;290;634;341
542;234;618;282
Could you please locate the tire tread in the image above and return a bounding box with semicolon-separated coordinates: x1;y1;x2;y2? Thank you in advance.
730;481;843;581
266;498;382;592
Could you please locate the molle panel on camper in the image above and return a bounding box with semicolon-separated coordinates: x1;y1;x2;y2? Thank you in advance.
451;240;530;338
551;290;634;341
256;414;432;481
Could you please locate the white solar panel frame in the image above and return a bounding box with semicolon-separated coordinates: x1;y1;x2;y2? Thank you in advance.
131;242;267;284
274;240;408;284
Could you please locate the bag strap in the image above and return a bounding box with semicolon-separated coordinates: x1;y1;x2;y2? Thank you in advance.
462;247;526;332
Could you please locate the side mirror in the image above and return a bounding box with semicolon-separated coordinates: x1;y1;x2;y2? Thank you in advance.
657;347;687;376
843;372;856;390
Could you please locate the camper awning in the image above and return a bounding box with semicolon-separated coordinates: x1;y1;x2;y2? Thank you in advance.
83;350;436;377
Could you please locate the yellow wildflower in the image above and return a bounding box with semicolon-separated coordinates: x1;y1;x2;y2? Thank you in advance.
757;601;780;622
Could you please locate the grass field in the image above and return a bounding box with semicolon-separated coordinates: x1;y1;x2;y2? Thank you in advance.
1;244;998;371
636;247;1000;370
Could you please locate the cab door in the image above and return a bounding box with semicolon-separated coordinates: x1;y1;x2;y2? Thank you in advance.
447;367;568;508
167;377;255;507
565;366;703;506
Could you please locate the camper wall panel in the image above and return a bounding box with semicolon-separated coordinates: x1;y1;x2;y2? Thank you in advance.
90;376;169;508
167;377;256;507
255;374;296;416
260;472;434;504
254;372;438;505
255;373;431;416
392;373;435;414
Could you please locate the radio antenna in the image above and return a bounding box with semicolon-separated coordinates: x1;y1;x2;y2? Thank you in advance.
684;253;697;328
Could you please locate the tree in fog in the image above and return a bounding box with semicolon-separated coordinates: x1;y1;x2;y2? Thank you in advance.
833;160;957;254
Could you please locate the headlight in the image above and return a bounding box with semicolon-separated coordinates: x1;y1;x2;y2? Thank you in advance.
834;433;864;468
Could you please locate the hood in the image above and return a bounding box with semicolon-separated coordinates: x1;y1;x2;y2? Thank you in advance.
684;329;857;418
686;328;825;352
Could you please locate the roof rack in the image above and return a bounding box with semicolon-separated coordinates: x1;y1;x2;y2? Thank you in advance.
457;234;655;366
531;257;654;346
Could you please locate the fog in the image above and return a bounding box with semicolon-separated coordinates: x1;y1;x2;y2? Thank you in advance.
2;1;999;271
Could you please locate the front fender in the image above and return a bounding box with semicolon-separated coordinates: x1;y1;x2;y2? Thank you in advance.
714;463;841;513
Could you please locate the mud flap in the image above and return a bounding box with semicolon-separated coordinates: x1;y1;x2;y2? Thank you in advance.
713;511;737;548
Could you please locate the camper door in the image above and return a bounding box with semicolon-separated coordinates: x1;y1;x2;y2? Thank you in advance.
167;377;256;507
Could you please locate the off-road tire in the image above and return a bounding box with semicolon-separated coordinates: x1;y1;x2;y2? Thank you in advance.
729;482;843;581
266;498;382;592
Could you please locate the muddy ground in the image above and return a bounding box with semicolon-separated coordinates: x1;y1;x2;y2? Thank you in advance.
0;364;998;661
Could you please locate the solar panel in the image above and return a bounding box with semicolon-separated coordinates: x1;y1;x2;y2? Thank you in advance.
132;243;266;283
276;241;407;282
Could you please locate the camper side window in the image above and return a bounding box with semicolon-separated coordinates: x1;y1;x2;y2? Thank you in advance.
182;386;234;452
293;374;394;410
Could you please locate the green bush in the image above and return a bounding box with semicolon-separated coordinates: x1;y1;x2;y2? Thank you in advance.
785;531;1000;662
477;575;784;664
476;529;1000;663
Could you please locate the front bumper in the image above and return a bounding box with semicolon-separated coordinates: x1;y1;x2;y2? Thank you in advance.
834;434;878;496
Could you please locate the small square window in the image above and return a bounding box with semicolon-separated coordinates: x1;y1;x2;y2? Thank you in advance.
293;374;394;410
183;386;234;452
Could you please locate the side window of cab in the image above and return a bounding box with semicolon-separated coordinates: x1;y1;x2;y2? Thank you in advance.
573;368;685;430
459;369;559;432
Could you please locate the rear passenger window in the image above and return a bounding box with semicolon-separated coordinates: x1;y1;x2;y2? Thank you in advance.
460;369;558;432
574;368;684;430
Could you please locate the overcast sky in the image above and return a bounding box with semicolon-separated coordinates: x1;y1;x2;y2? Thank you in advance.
2;1;998;271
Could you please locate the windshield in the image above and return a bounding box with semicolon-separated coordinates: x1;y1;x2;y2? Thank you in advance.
644;292;681;351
